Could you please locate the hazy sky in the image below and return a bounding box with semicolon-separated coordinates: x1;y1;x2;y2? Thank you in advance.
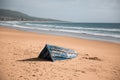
0;0;120;22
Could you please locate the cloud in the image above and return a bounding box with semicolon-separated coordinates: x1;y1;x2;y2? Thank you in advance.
0;0;120;22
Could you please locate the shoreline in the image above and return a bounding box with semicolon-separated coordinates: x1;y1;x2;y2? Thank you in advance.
1;25;120;44
0;21;120;44
0;26;120;80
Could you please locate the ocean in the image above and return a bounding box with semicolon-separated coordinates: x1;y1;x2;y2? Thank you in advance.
0;21;120;43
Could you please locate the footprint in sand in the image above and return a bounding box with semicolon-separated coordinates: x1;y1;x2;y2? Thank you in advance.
75;69;86;73
32;74;36;77
82;56;101;61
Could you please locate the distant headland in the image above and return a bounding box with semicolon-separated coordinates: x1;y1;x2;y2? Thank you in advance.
0;9;64;22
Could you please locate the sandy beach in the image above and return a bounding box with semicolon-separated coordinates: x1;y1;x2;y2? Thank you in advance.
0;26;120;80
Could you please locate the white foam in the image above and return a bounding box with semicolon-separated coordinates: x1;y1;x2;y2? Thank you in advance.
10;24;120;38
25;23;120;32
1;22;120;39
56;29;120;38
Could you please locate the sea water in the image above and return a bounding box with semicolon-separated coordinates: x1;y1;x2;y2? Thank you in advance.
0;21;120;43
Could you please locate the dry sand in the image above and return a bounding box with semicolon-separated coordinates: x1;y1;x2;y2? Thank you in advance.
0;27;120;80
